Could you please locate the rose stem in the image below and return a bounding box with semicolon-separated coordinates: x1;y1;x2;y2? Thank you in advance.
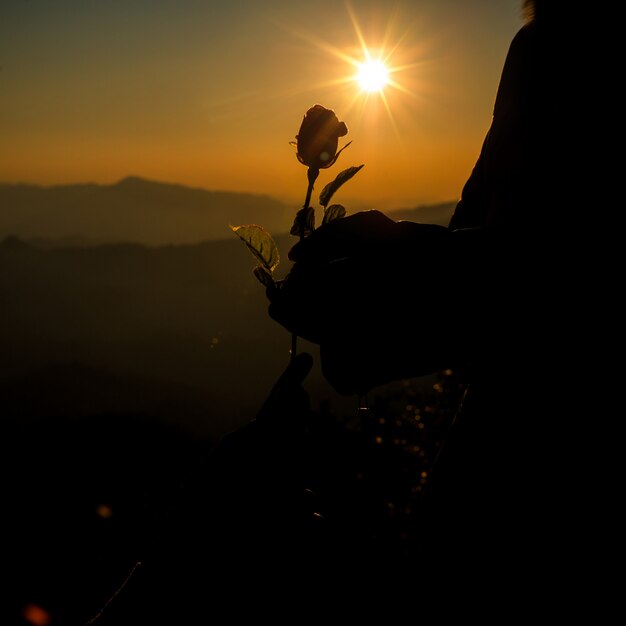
291;167;320;364
303;167;319;212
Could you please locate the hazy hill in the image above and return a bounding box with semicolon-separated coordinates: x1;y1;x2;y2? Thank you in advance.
0;177;293;246
0;234;347;439
0;177;456;247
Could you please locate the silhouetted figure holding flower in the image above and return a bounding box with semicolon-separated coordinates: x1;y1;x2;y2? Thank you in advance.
268;0;608;601
86;106;376;625
86;1;611;620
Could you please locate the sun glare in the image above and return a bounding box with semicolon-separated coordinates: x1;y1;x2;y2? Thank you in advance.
276;2;426;132
356;60;389;93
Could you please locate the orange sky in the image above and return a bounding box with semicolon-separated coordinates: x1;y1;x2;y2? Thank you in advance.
0;0;523;211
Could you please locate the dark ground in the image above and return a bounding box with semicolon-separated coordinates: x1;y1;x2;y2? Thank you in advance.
5;369;465;625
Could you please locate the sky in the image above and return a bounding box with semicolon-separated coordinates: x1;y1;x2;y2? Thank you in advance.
0;0;523;210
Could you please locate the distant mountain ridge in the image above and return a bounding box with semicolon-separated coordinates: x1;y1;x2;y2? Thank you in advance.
0;177;456;246
0;177;293;246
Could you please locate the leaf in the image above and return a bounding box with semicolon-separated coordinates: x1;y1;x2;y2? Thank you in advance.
230;224;280;272
319;164;364;208
289;206;315;238
253;265;275;288
322;204;346;225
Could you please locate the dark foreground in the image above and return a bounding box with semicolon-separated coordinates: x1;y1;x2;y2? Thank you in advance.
6;370;463;625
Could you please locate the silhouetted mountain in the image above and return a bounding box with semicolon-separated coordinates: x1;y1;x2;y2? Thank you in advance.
0;234;341;439
0;177;293;246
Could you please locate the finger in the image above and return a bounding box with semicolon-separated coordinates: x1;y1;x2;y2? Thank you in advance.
256;352;313;423
263;352;313;407
275;352;314;389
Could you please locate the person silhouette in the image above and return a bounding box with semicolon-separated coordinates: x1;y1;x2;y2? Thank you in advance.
266;0;606;600
85;1;610;620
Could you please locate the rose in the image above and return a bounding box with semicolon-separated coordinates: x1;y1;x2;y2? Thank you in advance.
232;104;363;366
290;105;355;237
295;104;350;170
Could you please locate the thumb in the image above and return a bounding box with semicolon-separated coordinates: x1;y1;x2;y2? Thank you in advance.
256;352;313;424
276;352;314;389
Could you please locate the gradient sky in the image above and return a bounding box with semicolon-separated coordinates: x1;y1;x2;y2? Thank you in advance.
1;0;523;210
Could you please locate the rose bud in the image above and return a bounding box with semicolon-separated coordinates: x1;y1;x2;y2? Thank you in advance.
295;104;350;170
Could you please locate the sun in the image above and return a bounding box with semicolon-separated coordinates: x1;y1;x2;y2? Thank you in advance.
356;59;389;93
274;3;425;128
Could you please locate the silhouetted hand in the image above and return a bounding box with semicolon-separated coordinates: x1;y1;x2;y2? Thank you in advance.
288;209;449;264
268;211;450;340
203;350;316;489
267;210;464;395
255;351;313;428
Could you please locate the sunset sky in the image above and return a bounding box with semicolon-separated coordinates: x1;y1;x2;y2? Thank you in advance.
1;0;523;210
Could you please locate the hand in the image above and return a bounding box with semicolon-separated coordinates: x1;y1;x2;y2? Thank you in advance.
288;209;449;264
267;210;451;343
266;210;461;396
210;352;313;473
288;209;402;264
268;210;401;342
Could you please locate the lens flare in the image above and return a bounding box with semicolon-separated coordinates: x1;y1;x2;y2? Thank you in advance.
273;1;428;134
